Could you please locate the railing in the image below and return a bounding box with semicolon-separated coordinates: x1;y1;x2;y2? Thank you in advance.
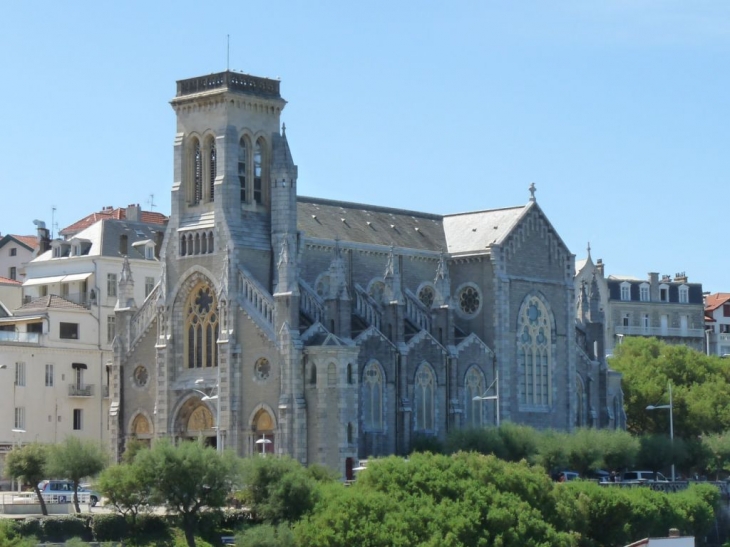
68;384;94;397
404;289;431;332
299;280;324;324
0;331;40;344
177;71;281;98
238;267;275;333
614;325;704;338
353;284;381;330
130;282;161;348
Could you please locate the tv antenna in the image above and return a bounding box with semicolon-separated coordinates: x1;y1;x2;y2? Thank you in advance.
51;206;58;239
147;193;157;211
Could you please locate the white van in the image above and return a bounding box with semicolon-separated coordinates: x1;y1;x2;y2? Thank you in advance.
37;480;100;506
621;471;669;483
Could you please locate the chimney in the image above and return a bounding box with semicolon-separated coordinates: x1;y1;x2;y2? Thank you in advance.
674;272;688;283
596;258;604;277
126;204;140;222
33;219;51;254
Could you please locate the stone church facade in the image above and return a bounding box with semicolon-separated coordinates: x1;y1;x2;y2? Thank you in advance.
109;70;623;477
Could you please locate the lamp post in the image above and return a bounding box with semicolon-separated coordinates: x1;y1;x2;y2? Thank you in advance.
255;436;272;456
193;378;221;453
646;381;674;482
472;371;500;427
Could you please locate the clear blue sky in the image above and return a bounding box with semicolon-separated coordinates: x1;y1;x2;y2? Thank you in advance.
1;2;728;292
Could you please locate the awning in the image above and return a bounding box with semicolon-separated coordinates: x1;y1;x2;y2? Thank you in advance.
62;273;92;283
0;315;44;324
72;363;88;370
22;275;65;287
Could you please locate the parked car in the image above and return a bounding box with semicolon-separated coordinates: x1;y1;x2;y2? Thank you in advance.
37;480;100;506
553;471;580;482
621;471;669;483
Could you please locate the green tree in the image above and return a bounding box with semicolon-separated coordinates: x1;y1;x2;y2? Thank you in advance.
4;444;49;516
46;437;108;513
97;460;153;525
135;440;240;547
701;432;730;480
636;434;687;477
238;455;318;524
609;337;730;437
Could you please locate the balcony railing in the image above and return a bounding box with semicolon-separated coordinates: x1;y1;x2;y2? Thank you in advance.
0;331;40;344
614;325;704;338
68;384;94;397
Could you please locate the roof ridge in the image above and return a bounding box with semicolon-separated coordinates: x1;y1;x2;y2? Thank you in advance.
298;196;443;220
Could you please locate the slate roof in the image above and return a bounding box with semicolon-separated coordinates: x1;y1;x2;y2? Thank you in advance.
297;197;446;252
442;205;526;255
35;218;164;262
60;206;167;237
705;293;730;312
16;295;88;312
296;196;533;255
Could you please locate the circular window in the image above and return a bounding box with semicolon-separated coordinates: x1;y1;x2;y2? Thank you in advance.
255;358;271;381
133;365;149;388
418;285;435;308
315;274;330;299
457;284;482;317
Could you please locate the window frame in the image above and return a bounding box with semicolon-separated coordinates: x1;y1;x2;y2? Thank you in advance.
60;322;79;340
107;273;117;298
45;364;54;387
620;282;631;301
15;362;26;387
73;408;83;431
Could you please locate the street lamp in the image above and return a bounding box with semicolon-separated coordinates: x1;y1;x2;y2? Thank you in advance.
473;372;500;427
646;381;674;482
193;378;221;453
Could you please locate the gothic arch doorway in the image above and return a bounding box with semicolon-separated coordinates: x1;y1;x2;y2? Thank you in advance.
129;412;153;448
250;407;276;456
174;396;218;449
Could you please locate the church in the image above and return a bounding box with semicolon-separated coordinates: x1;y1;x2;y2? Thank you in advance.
110;70;623;477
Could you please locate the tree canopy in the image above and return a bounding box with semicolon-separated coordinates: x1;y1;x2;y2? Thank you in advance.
609;337;730;437
45;437;108;513
4;443;49;516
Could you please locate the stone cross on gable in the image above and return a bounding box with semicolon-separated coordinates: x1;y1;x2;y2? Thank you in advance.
529;182;537;201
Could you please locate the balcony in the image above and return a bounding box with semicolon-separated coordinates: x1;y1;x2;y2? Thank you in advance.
0;331;40;344
614;325;704;338
68;384;94;397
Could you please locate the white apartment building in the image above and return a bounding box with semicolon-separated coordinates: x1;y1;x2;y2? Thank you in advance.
704;293;730;357
0;232;40;283
0;207;166;487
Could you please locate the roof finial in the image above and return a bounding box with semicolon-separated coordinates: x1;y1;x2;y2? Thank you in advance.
587;241;591;259
282;122;286;136
529;182;537;201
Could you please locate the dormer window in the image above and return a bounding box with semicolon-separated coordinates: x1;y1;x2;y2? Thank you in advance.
679;285;689;304
659;284;669;302
639;283;650;302
620;282;631;301
51;241;71;258
132;240;156;260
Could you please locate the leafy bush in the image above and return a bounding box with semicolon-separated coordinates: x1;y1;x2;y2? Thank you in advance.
235;523;296;547
90;513;129;542
132;513;172;543
0;519;36;547
409;433;444;454
11;519;41;539
39;516;90;543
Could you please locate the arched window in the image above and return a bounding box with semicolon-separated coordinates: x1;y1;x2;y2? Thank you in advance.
347;422;354;444
576;376;585;427
518;295;552;407
347;363;353;385
253;139;263;204
464;366;485;428
180;234;187;256
192;138;202;205
328;363;337;386
238;137;248;202
414;363;435;432
208;139;217;201
184;284;219;369
309;364;317;385
362;361;383;431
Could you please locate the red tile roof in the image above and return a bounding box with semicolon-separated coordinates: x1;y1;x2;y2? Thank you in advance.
16;295;88;312
11;235;38;249
60;206;168;236
0;276;21;285
705;293;730;312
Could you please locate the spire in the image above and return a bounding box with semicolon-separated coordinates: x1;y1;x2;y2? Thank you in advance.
327;239;349;300
587;272;603;322
586;241;591;261
115;256;137;311
383;245;403;304
433;251;451;308
577;281;588;324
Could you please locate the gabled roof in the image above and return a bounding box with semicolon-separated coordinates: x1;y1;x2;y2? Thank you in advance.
705;293;730;312
59;206;168;237
443;205;526;254
297;197;445;251
0;234;38;251
15;295;88;312
0;276;21;286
